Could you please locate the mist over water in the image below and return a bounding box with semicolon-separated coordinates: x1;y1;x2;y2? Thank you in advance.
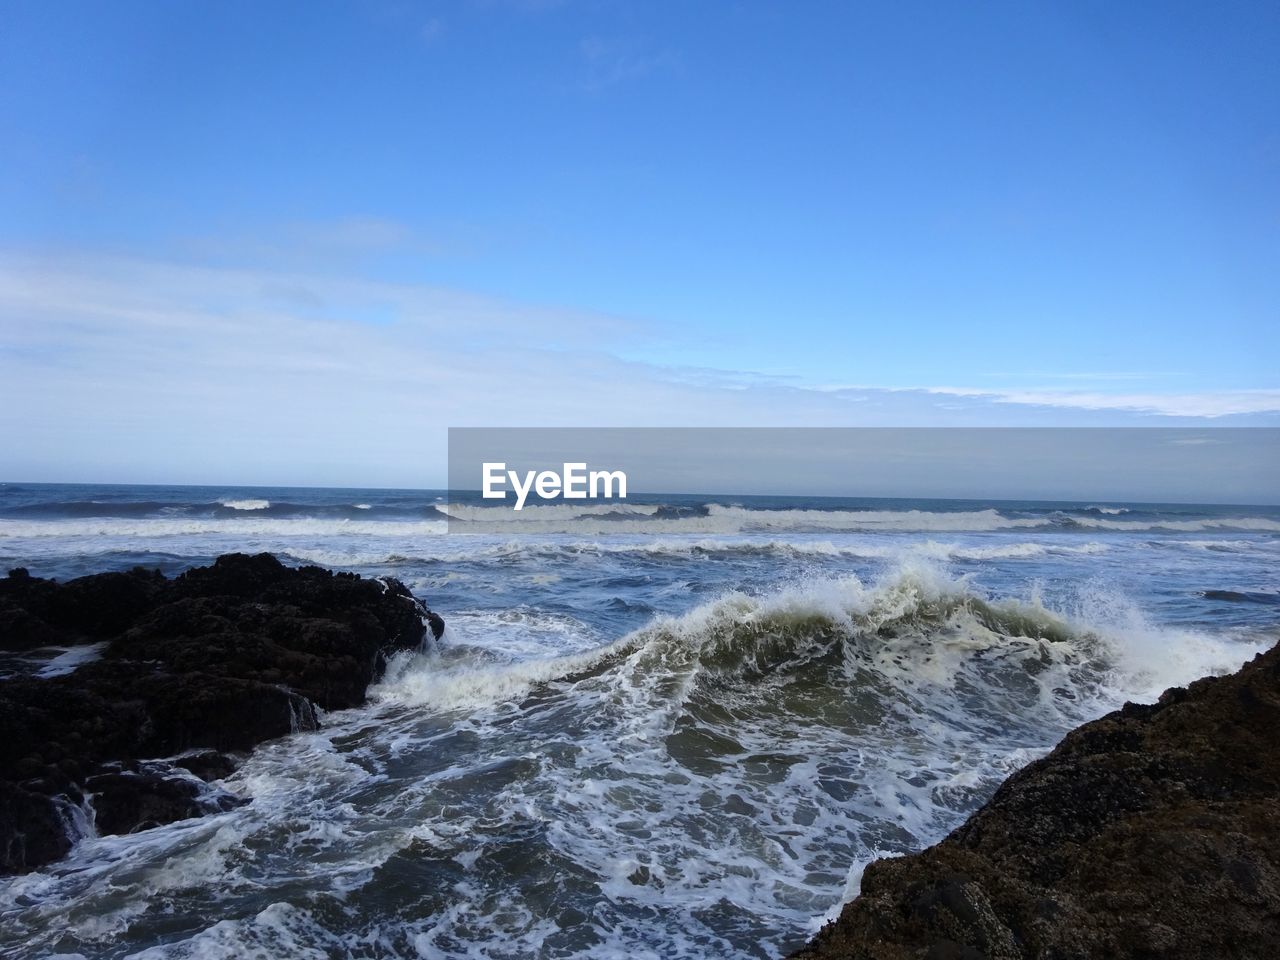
1;484;1277;959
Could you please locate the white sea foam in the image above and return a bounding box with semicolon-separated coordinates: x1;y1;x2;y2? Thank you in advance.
1168;538;1264;553
438;502;663;522
1069;515;1280;532
122;901;342;959
218;499;270;511
2;506;1276;542
561;538;1110;561
0;546;1271;960
34;642;108;678
704;504;1046;532
0;518;450;539
275;538;1113;567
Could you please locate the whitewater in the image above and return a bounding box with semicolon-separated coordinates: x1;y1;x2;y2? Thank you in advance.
1;484;1278;959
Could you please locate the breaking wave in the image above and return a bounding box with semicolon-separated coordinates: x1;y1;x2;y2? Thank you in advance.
0;563;1267;960
1066;515;1280;533
378;561;1260;727
437;502;664;522
3;504;1278;542
218;499;271;511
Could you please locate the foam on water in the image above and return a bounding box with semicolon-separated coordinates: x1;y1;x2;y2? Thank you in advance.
2;486;1276;960
34;642;109;678
219;499;271;511
439;503;663;522
5;505;1277;549
1068;515;1280;532
5;562;1262;960
0;518;451;539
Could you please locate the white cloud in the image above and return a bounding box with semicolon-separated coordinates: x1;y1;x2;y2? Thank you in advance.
920;386;1280;418
1;249;1275;485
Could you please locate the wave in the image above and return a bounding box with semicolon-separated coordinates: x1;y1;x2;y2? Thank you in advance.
563;538;1114;562
1201;589;1280;606
624;564;1261;703
1065;516;1280;533
376;562;1263;716
3;501;1277;536
0;518;451;539
268;538;1117;569
1168;539;1255;552
569;538;1112;561
913;540;1110;561
436;502;664;522
0;499;194;519
704;504;1046;532
433;505;1058;534
4;561;1268;960
425;507;1280;536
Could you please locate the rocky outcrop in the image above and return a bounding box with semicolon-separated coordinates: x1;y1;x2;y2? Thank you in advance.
0;553;444;875
794;642;1280;959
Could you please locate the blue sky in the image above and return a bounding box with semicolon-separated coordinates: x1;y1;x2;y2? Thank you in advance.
1;1;1277;485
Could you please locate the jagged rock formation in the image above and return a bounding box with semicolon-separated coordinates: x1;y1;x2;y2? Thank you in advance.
794;642;1280;960
0;553;443;875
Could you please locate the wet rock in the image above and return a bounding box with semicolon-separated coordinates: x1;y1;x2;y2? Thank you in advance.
0;566;167;648
0;782;74;874
0;553;443;874
85;763;249;836
172;750;242;782
793;642;1280;959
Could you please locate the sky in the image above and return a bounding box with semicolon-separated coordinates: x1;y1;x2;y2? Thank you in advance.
0;0;1277;487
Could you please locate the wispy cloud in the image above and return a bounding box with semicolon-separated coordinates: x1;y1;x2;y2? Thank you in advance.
579;35;677;90
920;386;1280;418
1;248;1275;484
177;216;486;266
811;383;1280;419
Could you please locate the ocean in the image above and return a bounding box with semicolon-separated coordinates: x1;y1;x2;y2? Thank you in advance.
1;482;1278;959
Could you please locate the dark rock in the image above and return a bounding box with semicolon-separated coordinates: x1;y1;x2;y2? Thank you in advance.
172;750;242;782
85;764;249;836
0;782;74;875
793;643;1280;959
0;566;167;648
425;607;445;641
0;553;443;874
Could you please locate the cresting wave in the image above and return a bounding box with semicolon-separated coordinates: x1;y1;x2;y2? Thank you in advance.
437;502;664;522
0;517;452;539
1069;515;1280;532
0;564;1267;960
3;506;1279;540
364;564;1266;955
378;561;1259;724
218;498;271;511
277;538;1115;568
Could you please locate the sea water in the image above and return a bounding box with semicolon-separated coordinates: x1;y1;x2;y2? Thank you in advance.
1;483;1277;959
